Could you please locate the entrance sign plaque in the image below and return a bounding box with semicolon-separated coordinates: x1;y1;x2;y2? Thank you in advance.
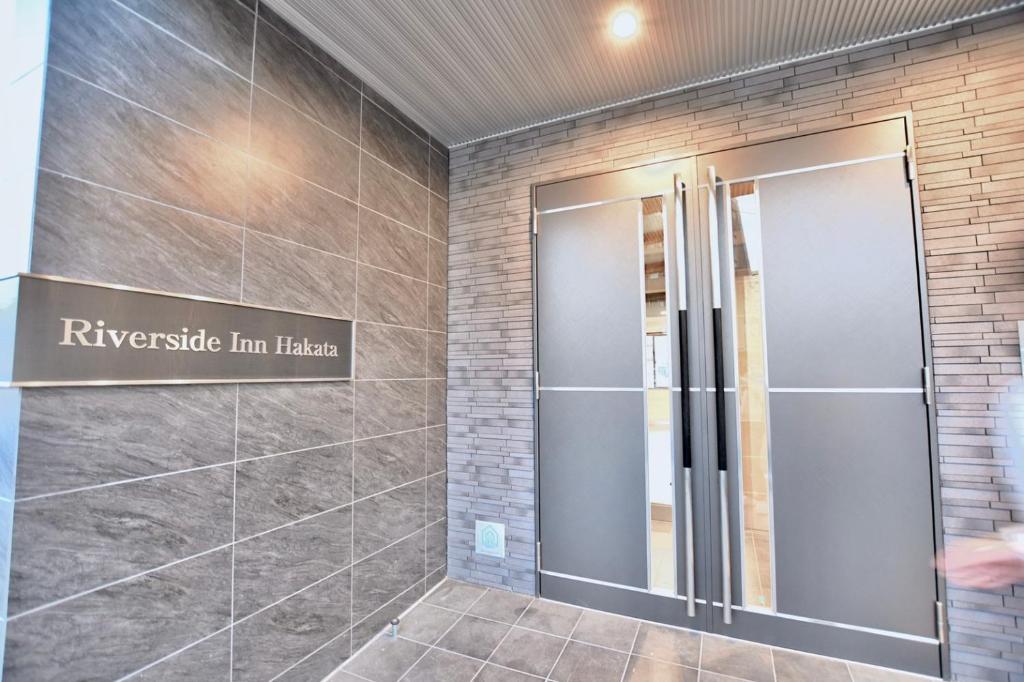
1;274;353;387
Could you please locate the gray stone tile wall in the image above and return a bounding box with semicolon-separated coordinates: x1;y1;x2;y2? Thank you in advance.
447;10;1024;681
5;0;448;679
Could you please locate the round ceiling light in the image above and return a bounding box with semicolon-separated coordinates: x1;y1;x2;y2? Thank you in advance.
611;10;638;39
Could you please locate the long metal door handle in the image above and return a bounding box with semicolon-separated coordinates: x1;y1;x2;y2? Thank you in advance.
675;175;696;618
707;167;733;625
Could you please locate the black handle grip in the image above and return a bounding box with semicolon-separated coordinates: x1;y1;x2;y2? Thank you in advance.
712;307;727;472
678;310;692;470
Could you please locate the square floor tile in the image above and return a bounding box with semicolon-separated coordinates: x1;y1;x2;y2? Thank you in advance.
773;648;851;681
343;635;427;682
489;626;567;677
404;648;483;682
436;614;511;660
624;655;698;681
423;580;487;611
469;588;534;624
699;635;773;682
550;640;629;682
571;610;640;652
398;603;461;645
632;623;701;668
516;599;581;637
474;664;544;681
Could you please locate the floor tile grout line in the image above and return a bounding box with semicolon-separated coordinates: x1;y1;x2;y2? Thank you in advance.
421;601;643;659
620;620;642;682
395;635;545;680
469;591;535;681
335;577;454;676
545;609;585;681
396;586;493;681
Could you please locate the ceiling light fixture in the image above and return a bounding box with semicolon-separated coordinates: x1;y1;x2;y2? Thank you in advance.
611;9;638;39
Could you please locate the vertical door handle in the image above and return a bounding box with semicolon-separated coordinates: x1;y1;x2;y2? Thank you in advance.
675;175;696;618
707;166;733;625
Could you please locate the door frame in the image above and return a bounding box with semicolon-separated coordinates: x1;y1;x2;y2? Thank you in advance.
529;112;949;678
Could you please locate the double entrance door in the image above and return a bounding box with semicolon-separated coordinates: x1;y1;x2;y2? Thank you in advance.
533;117;946;677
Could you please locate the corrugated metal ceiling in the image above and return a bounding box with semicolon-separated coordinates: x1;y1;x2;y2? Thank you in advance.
262;0;1021;147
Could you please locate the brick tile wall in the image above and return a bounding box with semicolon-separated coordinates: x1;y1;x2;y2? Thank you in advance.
447;9;1024;681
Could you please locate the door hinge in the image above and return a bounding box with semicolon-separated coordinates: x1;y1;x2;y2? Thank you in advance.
532;207;539;235
936;600;946;645
535;371;540;401
905;145;917;182
536;541;542;570
922;366;932;406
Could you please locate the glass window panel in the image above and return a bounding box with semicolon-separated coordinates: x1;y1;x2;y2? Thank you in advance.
729;181;774;610
642;196;675;593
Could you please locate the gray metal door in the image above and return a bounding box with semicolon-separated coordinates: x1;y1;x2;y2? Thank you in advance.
533;116;944;678
694;119;944;676
534;159;711;627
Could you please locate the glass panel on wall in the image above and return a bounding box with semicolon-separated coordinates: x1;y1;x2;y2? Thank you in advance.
642;196;676;593
728;181;775;610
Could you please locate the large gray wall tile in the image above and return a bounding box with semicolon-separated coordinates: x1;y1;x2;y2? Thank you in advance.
249;87;359;199
357;265;427;329
427;379;447;427
358;209;429;280
352;530;425;623
241;230;357;318
426;426;446;476
363;85;429;142
234;506;352;619
4;548;232;681
362;100;429;186
12;2;447;679
427;472;447;524
232;568;352;682
427;332;447;379
237;382;353;458
351;579;426;654
354;428;426;499
360;152;429;231
428;238;447;287
275;629;351;682
355;323;426;380
355;380;426;439
9;467;233;615
353;479;426;560
426;519;447;574
234;444;353;538
31;172;243;300
246;158;358;258
259;6;360;90
39;69;248;224
132;630;232;682
16;384;236;498
48;0;250;149
254;17;360;143
429;194;448;243
428;284;447;332
118;0;255;75
429;147;449;200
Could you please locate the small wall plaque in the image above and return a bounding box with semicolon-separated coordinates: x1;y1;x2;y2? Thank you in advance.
475;520;506;558
1;274;353;387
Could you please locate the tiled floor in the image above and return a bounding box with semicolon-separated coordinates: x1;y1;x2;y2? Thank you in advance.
330;579;938;682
